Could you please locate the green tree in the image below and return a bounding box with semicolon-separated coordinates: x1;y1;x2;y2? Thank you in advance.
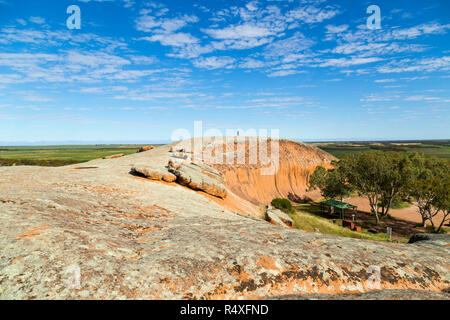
433;175;450;233
339;151;391;224
409;157;450;232
309;164;352;201
378;152;417;217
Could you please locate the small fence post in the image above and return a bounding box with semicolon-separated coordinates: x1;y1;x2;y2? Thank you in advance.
386;227;392;240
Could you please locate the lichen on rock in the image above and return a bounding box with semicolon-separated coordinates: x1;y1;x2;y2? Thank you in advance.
0;138;448;300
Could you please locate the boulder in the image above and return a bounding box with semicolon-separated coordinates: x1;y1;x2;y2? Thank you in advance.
138;146;155;153
169;162;227;199
265;207;295;228
408;233;450;247
131;165;176;183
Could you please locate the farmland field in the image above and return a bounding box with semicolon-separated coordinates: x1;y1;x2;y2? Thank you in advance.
0;145;162;166
310;140;450;159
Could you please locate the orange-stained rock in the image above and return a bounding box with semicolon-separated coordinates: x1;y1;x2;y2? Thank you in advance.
265;207;295;228
138;146;155;153
170;137;334;205
169;162;227;199
103;154;124;159
131;165;177;183
0;138;448;300
212;139;335;205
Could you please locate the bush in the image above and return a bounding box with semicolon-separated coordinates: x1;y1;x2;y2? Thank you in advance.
271;198;294;213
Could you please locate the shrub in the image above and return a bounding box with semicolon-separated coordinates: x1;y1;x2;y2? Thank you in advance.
271;198;294;213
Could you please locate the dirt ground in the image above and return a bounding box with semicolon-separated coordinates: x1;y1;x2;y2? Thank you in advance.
346;196;447;227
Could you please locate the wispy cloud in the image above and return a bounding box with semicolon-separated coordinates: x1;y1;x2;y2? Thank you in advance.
378;56;450;73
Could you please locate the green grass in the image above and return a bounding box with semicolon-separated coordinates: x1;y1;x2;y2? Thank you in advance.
425;225;450;234
390;201;412;210
0;145;162;167
312;140;450;159
377;199;412;210
289;209;393;242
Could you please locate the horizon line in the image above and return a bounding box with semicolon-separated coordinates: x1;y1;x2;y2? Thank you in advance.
0;137;449;147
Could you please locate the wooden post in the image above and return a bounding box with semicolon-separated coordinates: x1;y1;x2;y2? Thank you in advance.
387;227;392;240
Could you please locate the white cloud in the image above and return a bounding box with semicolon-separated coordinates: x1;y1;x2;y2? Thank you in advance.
325;78;342;82
128;55;158;65
374;79;396;83
264;33;315;59
325;24;348;33
390;22;450;40
204;23;273;40
0;51;172;84
0;27;127;51
78;0;133;7
141;32;199;47
319;57;382;68
66;51;130;67
331;42;428;56
166;44;213;59
404;95;440;101
134;7;203;59
16;19;26;26
212;37;273;50
286;5;339;24
29;16;45;24
193;56;235;69
239;58;265;69
246;1;258;12
360;94;399;102
21;93;53;102
135;13;198;33
330;22;450;44
378;56;450;73
267;69;301;77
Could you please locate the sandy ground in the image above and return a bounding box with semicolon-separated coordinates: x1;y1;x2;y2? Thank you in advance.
346;196;446;227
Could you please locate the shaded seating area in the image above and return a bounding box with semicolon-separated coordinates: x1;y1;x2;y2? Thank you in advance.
320;199;358;220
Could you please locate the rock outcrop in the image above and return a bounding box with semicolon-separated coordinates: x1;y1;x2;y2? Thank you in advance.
138;146;155;153
265;206;295;228
0;138;448;300
130;143;227;198
131;165;177;182
171;137;335;205
131;161;227;198
408;233;450;247
103;154;124;159
168;162;227;199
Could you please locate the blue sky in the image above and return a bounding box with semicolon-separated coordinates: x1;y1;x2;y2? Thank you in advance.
0;0;449;144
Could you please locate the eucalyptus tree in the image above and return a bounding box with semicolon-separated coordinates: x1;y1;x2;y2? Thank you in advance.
409;156;450;232
309;162;352;202
339;151;391;224
378;152;417;217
